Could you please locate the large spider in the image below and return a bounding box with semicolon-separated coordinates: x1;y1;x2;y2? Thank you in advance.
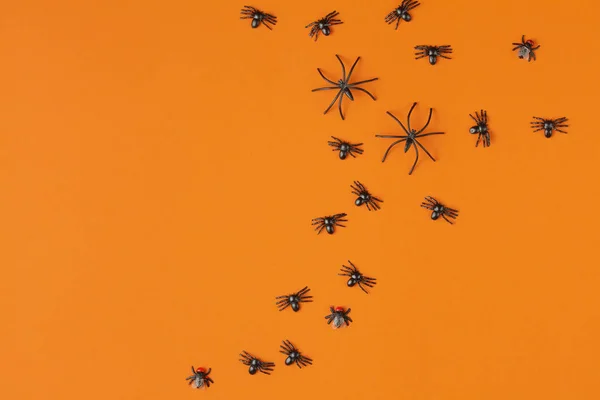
325;306;353;329
240;6;277;30
276;286;313;312
239;351;275;375
312;55;378;120
421;196;459;224
305;10;343;41
469;110;491;147
328;136;364;160
312;213;347;234
385;0;420;29
376;102;445;175
531;116;568;138
186;366;213;389
512;35;540;61
414;45;452;65
351;181;383;211
280;340;313;368
338;260;376;294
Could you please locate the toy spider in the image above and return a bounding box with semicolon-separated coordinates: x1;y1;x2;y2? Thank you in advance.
351;181;383;211
280;340;313;368
338;260;376;294
240;6;277;30
512;35;540;61
531;116;568;138
328;136;364;160
186;366;213;389
239;351;275;375
312;55;378;120
421;196;458;224
469;110;491;147
312;213;347;234
306;10;343;41
276;286;312;312
385;0;420;29
325;306;353;329
414;45;452;65
376;102;445;175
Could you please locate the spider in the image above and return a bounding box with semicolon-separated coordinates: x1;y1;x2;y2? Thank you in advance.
325;306;353;329
469;110;491;147
512;35;540;61
280;340;313;368
239;351;275;375
414;45;452;65
351;181;383;211
385;0;420;29
312;213;347;234
421;196;458;225
338;260;376;294
306;10;343;41
531;116;568;138
240;5;277;30
186;366;213;389
276;286;312;312
376;102;445;175
328;136;364;160
312;55;378;120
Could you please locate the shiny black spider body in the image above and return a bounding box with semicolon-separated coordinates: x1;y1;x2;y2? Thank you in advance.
328;136;363;160
312;213;347;234
325;306;352;329
531;117;568;138
351;181;382;211
385;0;420;29
512;35;540;61
186;366;213;389
421;196;458;224
239;351;275;375
469;110;491;147
306;10;343;41
338;260;376;294
276;286;313;312
415;45;452;65
240;6;277;29
280;340;312;368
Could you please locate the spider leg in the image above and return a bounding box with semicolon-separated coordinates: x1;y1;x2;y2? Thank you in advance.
415;107;433;134
415;131;444;138
530;51;536;61
312;86;340;92
316;68;338;86
469;113;479;124
325;10;339;19
323;89;342;115
407;1;420;10
532;45;541;50
260;20;273;30
532;116;545;121
338;91;345;120
415;140;436;161
277;302;291;311
475;133;482;147
264;15;277;24
532;127;544;132
329;20;343;26
512;46;522;51
376;134;406;138
300;355;313;364
297;286;310;296
316;224;326;234
555;117;568;123
335;54;347;81
438;54;452;59
521;35;526;44
386;111;410;133
482;109;487;123
485;132;491;147
408;144;419;175
441;214;454;225
555;128;568;134
348;77;379;86
369;200;381;210
305;21;318;28
351;86;377;101
415;53;428;60
357;282;369;294
380;138;407;162
346;56;361;82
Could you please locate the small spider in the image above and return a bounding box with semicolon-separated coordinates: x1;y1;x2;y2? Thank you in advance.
280;340;313;368
324;306;353;329
306;10;343;41
531;116;568;138
469;110;491;147
312;213;347;235
376;102;445;175
186;366;213;389
385;0;420;29
421;196;459;225
276;286;313;312
512;35;540;61
351;181;383;211
328;136;364;160
415;45;452;65
239;351;275;375
240;6;277;30
338;260;376;294
312;55;378;120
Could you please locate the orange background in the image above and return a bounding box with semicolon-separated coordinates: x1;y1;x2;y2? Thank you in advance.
2;0;600;399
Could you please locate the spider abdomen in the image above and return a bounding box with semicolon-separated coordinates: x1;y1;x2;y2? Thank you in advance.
321;26;331;36
347;279;357;287
429;55;437;65
402;13;412;21
326;225;335;234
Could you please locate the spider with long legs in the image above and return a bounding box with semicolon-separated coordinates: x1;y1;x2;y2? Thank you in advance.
421;196;459;224
240;6;277;30
276;286;313;312
351;181;383;211
312;55;378;120
531;116;568;138
306;10;343;41
328;136;364;160
280;340;312;368
239;351;275;375
512;35;540;61
186;366;213;389
385;0;420;29
312;213;347;234
414;45;452;65
325;306;353;329
469;110;491;147
338;260;376;294
376;102;445;175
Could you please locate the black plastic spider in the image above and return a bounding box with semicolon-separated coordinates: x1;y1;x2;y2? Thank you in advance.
312;213;347;234
306;10;343;41
240;5;277;30
351;181;383;211
469;110;491;147
414;45;452;65
338;260;376;294
512;35;540;61
328;136;364;160
376;102;445;175
186;366;213;389
421;196;458;225
531;116;568;138
312;55;378;120
276;286;313;312
325;306;353;329
385;0;420;29
280;340;312;368
239;351;275;375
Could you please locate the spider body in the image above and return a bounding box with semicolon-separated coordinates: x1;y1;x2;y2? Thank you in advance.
469;110;491;147
186;366;213;389
240;6;277;30
276;286;313;312
415;45;452;65
312;213;347;234
239;351;275;375
351;181;383;211
339;260;376;294
328;136;363;160
280;340;313;368
531;117;568;138
325;306;353;329
306;11;343;41
385;0;420;29
421;196;459;224
512;35;540;61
